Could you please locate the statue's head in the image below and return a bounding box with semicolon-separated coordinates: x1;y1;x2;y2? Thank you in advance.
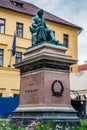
37;9;44;18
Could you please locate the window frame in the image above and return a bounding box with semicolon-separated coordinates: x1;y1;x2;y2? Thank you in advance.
11;0;24;8
16;22;23;37
15;51;22;64
0;93;2;97
63;34;69;48
14;94;19;97
0;18;5;34
0;49;4;67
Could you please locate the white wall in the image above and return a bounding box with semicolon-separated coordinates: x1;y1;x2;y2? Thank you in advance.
70;70;87;98
70;70;87;90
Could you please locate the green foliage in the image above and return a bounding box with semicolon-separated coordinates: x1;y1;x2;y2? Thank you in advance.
0;119;26;130
74;120;87;130
0;119;87;130
35;120;54;130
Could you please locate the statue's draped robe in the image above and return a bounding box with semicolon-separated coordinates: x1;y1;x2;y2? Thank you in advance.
30;16;47;45
30;15;58;45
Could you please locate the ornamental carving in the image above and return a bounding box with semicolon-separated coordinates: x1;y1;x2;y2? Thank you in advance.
51;80;64;97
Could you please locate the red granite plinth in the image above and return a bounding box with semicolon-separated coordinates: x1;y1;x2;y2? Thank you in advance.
20;70;71;107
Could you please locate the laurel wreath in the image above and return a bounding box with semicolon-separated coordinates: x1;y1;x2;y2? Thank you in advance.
51;80;64;97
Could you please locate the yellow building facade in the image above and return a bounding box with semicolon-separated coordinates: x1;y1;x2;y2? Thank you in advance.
0;0;81;97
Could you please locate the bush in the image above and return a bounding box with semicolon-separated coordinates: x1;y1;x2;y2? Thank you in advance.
0;118;87;130
34;120;54;130
0;119;26;130
74;120;87;130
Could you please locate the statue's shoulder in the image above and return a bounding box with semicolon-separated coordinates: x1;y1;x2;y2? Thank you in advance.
32;16;38;21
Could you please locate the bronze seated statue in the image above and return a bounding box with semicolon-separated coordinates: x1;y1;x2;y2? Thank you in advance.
30;9;59;46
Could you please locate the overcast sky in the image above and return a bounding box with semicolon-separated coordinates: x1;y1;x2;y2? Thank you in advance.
24;0;87;65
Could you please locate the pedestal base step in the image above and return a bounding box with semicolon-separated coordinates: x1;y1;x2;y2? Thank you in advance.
12;106;80;127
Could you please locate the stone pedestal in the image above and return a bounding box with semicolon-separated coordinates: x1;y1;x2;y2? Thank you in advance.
13;43;79;126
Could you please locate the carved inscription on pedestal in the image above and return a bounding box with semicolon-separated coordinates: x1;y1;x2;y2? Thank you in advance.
25;83;38;94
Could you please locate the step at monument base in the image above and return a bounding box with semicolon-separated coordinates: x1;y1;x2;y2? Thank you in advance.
13;105;80;126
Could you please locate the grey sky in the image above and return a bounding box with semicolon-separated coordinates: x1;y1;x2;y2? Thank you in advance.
24;0;87;64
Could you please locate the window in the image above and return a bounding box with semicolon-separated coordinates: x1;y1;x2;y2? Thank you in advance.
63;34;69;47
14;94;19;97
0;93;2;97
0;49;4;66
10;0;24;8
15;2;23;7
15;52;22;63
16;23;23;37
0;19;5;34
